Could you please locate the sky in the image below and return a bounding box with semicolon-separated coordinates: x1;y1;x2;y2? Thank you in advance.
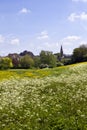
0;0;87;55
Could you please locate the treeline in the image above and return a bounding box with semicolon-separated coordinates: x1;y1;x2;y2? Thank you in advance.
0;50;58;69
0;44;87;69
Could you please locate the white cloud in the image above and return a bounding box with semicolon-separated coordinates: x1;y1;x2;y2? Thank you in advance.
35;42;60;54
19;8;31;14
63;48;73;54
0;35;5;43
68;13;79;22
37;31;49;40
63;35;81;41
72;0;87;2
59;35;81;48
79;40;87;45
11;38;20;45
57;36;82;54
68;12;87;22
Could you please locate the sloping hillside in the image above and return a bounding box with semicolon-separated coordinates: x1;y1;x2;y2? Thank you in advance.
1;62;87;130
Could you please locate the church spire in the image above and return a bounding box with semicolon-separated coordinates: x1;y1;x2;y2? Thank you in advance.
60;45;63;58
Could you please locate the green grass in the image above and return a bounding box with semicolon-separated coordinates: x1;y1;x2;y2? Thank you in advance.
0;68;58;81
1;62;87;130
0;64;71;80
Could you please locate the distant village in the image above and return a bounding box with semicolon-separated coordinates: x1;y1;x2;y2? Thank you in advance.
0;44;87;69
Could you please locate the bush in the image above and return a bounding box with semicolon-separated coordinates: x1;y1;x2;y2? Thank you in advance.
20;55;34;69
39;64;49;69
0;57;13;70
56;62;64;67
34;57;40;68
63;59;72;65
40;51;57;68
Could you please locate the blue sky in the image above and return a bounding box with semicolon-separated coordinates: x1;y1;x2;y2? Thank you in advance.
0;0;87;55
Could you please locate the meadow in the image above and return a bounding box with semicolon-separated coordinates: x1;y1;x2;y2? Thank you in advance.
1;63;87;130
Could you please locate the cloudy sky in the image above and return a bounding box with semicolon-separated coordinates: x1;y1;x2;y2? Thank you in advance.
0;0;87;55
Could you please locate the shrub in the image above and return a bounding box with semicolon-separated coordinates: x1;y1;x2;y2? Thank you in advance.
40;51;57;68
63;59;72;65
20;55;34;69
34;57;40;68
39;64;49;69
56;62;64;67
0;57;13;69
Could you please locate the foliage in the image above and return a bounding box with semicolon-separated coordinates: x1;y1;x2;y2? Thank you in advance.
20;55;34;69
62;58;72;65
39;63;49;69
72;44;87;63
0;57;13;69
34;56;40;68
8;53;20;68
20;50;34;57
40;50;57;68
1;63;87;129
1;44;87;70
56;61;64;67
56;53;61;61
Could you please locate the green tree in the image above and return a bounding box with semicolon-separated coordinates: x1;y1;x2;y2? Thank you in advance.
20;55;34;69
34;56;40;68
40;50;57;68
0;57;13;69
8;53;20;68
72;44;87;63
48;53;57;68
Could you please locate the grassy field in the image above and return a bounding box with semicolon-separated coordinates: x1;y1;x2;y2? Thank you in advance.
0;66;67;80
1;62;87;130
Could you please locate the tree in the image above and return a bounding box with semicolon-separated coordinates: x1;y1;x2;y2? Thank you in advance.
20;50;34;58
72;44;87;63
40;50;48;64
20;55;34;69
34;56;40;68
48;53;57;68
8;53;20;68
40;50;57;68
0;57;13;69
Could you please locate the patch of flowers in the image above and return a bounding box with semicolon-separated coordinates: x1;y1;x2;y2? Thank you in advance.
1;63;87;129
